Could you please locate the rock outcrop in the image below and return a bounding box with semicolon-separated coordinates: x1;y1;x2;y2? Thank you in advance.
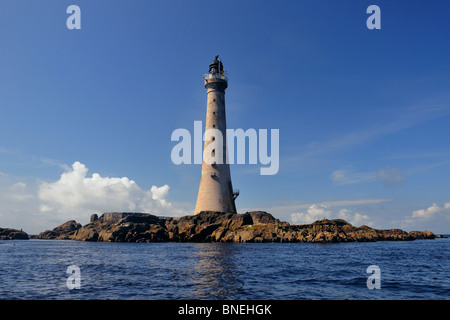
408;230;435;240
35;220;81;240
0;227;29;240
72;213;167;242
35;211;437;243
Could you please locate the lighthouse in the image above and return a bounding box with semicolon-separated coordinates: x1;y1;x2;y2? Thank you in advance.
194;56;239;214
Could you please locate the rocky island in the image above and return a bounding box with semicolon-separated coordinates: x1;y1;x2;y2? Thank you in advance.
33;211;436;243
0;227;29;240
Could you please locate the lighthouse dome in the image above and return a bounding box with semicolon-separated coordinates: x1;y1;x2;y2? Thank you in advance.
209;55;223;74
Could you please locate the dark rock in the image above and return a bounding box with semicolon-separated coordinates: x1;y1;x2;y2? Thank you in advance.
33;211;437;243
35;220;81;240
72;213;168;242
90;214;98;223
101;212;149;223
409;230;435;240
0;227;29;240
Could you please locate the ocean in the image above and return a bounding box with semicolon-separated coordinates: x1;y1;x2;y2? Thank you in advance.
0;238;448;300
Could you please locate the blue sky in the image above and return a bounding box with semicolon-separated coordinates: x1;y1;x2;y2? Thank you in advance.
1;0;449;234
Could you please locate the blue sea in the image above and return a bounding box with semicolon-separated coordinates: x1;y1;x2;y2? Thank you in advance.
0;238;449;300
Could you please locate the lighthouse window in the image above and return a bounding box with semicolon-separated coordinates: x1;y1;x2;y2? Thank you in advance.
212;137;215;141
213;124;216;128
213;112;216;115
213;99;216;102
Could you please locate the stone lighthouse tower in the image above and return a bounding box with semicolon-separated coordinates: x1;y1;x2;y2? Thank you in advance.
194;56;239;214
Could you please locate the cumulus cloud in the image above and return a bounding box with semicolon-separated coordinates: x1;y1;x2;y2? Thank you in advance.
291;204;331;224
150;185;170;207
0;161;193;233
38;161;174;223
401;201;450;231
411;202;450;219
337;208;372;226
352;213;372;226
291;205;373;226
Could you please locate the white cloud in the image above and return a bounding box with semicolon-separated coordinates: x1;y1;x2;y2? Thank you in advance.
351;212;372;226
37;161;185;224
401;201;450;231
11;182;26;189
291;205;373;227
246;198;388;228
411;202;446;219
291;204;331;224
252;198;390;214
337;208;351;220
39;204;52;212
150;185;170;207
0;161;193;233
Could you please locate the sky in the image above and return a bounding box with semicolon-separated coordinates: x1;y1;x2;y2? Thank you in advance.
0;0;449;234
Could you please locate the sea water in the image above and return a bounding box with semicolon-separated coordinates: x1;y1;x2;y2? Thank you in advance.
0;238;448;300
